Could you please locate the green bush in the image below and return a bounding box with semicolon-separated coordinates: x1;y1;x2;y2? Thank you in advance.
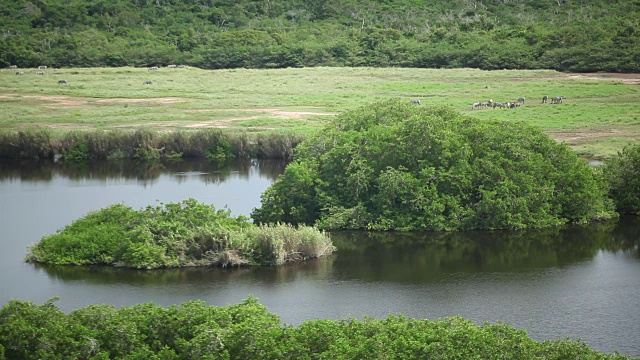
0;298;633;360
26;199;334;269
252;100;616;231
602;143;640;214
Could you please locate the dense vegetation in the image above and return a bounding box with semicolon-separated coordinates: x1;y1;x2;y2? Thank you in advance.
252;100;616;231
602;143;640;215
1;0;639;72
0;297;634;360
0;128;302;160
26;199;335;268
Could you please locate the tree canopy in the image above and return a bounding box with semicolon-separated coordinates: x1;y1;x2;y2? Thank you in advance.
252;100;616;231
1;0;638;71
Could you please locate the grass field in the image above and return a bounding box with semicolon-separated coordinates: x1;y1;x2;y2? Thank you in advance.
1;66;639;159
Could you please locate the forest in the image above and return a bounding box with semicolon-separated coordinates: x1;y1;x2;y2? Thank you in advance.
1;0;639;72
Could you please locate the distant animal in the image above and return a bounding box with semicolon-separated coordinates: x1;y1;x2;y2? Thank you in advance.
517;97;525;104
38;65;47;70
492;102;505;109
551;96;563;104
412;99;420;105
167;64;177;68
15;71;24;75
148;66;159;71
143;80;153;85
9;65;17;69
542;95;548;103
177;65;186;68
35;71;45;75
58;79;68;85
472;102;482;110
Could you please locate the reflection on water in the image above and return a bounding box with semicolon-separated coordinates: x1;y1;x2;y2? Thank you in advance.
38;218;639;287
0;158;287;183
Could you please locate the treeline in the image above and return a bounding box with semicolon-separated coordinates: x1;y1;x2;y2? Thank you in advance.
0;297;633;360
1;0;638;72
0;128;303;160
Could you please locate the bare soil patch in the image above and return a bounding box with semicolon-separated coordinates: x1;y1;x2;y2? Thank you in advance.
22;95;87;107
564;73;640;85
96;97;186;104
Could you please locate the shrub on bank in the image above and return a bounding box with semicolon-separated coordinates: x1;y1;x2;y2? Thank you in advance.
0;298;633;360
26;199;334;269
0;129;304;160
252;100;616;231
602;143;640;215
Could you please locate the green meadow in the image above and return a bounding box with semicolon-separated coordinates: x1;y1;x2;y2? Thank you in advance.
1;66;638;158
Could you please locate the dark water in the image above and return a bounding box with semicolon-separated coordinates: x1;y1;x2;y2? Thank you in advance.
1;159;639;357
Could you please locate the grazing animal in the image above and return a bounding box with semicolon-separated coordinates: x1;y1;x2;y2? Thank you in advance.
518;97;525;104
472;102;482;110
143;80;153;85
35;71;45;75
177;65;186;68
9;65;17;69
542;95;548;103
148;66;159;71
492;102;505;109
167;64;177;68
38;65;47;70
412;99;421;105
58;79;68;85
16;71;24;75
551;96;563;104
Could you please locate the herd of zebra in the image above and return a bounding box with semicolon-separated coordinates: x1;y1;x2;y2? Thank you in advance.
469;95;563;110
9;64;187;85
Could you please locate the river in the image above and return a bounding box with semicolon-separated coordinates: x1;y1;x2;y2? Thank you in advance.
0;159;638;357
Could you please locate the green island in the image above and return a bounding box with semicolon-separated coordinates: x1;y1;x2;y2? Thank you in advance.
26;199;335;269
0;297;635;360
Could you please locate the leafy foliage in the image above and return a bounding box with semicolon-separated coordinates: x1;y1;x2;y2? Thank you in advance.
252;100;616;231
0;298;633;360
602;143;640;214
0;0;638;72
26;199;334;269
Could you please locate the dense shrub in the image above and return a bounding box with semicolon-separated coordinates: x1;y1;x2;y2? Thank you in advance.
602;143;640;214
26;199;334;269
252;100;616;231
0;298;633;360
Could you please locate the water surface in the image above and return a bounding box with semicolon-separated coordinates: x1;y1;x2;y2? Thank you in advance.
0;159;638;357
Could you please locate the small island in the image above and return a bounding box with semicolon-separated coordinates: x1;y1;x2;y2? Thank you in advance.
26;199;335;269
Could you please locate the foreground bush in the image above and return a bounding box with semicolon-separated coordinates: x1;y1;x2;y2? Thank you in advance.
252;100;616;231
602;143;640;215
26;199;334;269
0;298;633;360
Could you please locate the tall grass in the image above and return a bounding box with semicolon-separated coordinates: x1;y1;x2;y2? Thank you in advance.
0;128;304;160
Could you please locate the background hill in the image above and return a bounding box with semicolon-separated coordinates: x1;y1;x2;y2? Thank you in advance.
1;0;639;71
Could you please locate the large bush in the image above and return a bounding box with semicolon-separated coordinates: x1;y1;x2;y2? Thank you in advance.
602;143;640;214
252;100;615;231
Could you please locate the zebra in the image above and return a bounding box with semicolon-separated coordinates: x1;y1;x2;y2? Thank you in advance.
167;64;177;68
542;95;548;103
412;99;421;105
551;96;563;104
58;79;68;85
35;71;45;75
177;65;186;68
143;80;153;85
38;65;47;70
492;102;506;109
472;102;482;110
15;71;24;75
518;97;525;104
9;65;17;69
148;66;159;71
